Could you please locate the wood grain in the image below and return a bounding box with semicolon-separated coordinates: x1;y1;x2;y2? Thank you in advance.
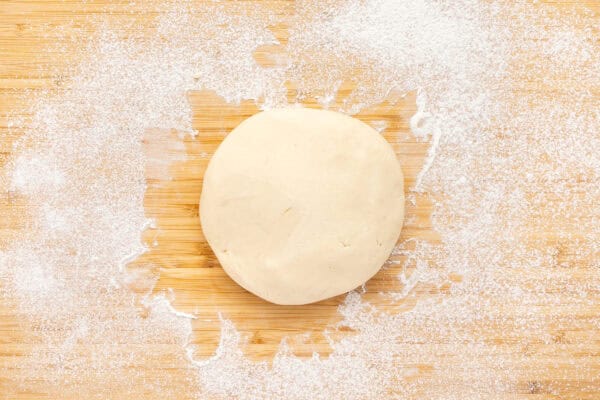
0;1;598;399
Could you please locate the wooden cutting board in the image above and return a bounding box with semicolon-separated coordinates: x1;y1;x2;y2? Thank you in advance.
0;1;598;399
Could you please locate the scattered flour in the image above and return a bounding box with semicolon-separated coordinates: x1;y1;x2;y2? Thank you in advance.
0;1;598;399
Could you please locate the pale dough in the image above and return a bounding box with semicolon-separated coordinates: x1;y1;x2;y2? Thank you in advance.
200;108;404;305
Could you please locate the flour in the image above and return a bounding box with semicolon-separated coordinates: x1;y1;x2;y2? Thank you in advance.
1;0;599;399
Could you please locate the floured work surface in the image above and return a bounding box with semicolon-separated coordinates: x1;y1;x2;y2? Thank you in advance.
0;1;598;399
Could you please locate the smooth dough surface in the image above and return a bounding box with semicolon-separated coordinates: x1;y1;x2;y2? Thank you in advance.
200;108;404;305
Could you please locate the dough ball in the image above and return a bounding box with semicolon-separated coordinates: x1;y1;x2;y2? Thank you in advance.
200;108;404;305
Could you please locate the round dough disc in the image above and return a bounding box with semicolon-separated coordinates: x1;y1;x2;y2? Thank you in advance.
200;108;404;305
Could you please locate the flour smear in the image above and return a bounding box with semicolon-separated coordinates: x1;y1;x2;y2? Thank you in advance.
1;1;599;399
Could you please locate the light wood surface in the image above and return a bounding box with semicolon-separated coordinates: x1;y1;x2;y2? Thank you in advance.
0;1;598;399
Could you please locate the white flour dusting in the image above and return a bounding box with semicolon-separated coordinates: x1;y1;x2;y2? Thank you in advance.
0;1;599;399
